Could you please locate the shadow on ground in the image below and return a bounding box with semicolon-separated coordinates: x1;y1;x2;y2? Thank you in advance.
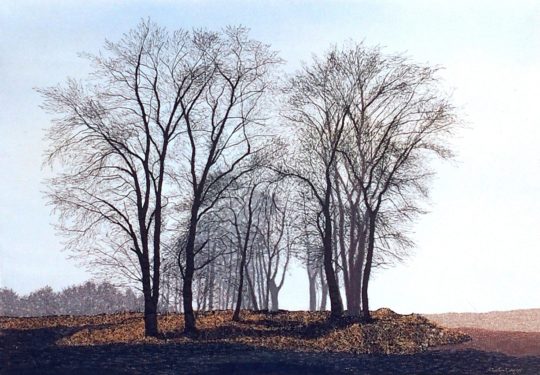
162;315;364;341
2;324;540;374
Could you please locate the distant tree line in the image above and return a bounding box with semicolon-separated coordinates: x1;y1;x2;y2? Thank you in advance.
39;20;457;336
0;282;143;317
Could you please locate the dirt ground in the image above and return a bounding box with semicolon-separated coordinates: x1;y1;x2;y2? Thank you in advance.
427;309;540;357
434;328;540;357
426;309;540;332
2;309;540;374
0;309;468;354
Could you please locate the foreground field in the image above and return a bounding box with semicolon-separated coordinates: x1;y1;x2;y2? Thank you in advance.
2;309;540;374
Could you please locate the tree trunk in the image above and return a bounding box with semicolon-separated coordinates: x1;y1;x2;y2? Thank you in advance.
346;248;363;317
348;276;360;316
319;266;328;311
257;255;268;310
208;260;215;311
201;278;207;311
308;273;317;312
361;212;377;321
141;267;158;336
322;204;343;318
140;255;159;336
224;254;232;309
232;250;247;321
182;211;198;334
245;267;259;310
268;279;279;312
173;277;179;313
143;303;158;336
349;242;365;316
233;186;256;321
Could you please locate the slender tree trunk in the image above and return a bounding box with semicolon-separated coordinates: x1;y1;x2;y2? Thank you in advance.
344;203;360;316
225;256;232;309
320;284;328;311
182;208;198;334
361;212;377;321
232;248;247;321
233;186;256;321
151;195;163;325
319;265;328;311
217;278;222;310
208;261;215;311
163;271;170;313
256;255;267;310
308;272;317;312
245;267;259;310
173;277;178;313
201;278;207;311
322;203;344;318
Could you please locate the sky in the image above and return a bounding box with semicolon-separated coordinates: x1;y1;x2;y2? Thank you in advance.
1;0;539;314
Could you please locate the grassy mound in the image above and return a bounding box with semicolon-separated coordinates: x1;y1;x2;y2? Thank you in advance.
0;308;469;354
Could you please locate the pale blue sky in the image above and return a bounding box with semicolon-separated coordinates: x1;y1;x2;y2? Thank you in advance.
1;0;539;313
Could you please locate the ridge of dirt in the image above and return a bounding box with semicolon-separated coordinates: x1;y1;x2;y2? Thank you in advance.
0;308;469;355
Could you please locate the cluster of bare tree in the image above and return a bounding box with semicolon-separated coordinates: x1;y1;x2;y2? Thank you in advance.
40;21;456;336
0;282;143;317
159;174;298;318
280;45;455;321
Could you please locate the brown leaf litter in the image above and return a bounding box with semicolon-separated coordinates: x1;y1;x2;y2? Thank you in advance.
0;308;470;355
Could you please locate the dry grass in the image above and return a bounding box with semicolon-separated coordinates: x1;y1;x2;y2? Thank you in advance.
0;308;469;355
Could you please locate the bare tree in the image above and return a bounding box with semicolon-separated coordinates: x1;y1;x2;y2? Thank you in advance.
297;189;325;311
231;182;259;321
159;243;184;313
174;27;282;333
280;53;350;318
284;43;455;321
332;166;367;315
39;21;215;336
329;43;455;320
253;182;297;311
